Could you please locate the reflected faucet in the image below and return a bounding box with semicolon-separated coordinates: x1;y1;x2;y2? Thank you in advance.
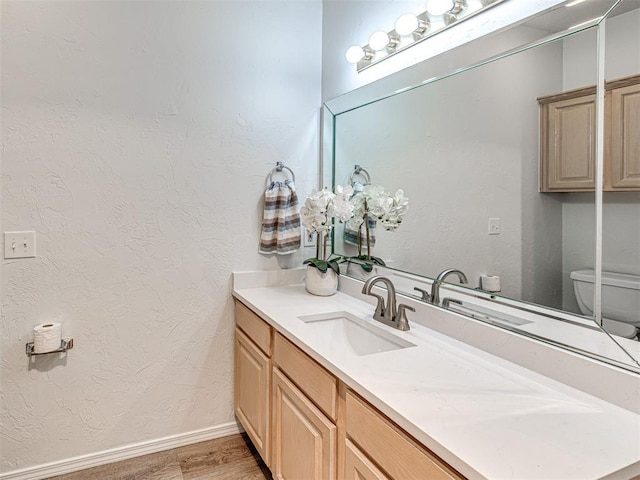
431;269;468;306
362;276;414;331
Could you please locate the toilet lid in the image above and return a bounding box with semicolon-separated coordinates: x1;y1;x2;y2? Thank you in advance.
570;269;640;290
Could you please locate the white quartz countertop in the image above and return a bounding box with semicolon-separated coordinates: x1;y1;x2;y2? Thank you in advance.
233;280;640;480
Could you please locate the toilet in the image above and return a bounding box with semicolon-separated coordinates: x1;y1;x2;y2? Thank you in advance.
570;269;640;339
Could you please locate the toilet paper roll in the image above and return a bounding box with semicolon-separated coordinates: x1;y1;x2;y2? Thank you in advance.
480;275;501;292
33;322;62;353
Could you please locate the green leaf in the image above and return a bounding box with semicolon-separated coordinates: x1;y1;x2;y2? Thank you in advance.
328;259;340;275
371;256;386;266
327;253;346;264
303;258;329;273
361;262;373;272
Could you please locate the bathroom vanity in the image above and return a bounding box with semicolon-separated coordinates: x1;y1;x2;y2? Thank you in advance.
232;270;640;480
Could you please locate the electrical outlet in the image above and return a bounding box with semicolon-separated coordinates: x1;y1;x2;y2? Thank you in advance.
303;227;316;247
488;218;500;236
4;231;36;258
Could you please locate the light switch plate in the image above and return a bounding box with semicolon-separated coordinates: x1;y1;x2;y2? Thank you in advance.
4;231;36;258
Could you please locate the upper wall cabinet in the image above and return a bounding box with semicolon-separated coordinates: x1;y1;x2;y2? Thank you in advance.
539;73;640;192
606;76;640;190
539;87;597;192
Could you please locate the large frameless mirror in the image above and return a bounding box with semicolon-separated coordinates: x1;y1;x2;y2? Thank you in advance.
324;0;640;371
598;0;640;362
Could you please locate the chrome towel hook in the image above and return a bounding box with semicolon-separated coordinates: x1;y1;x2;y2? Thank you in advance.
267;161;296;185
349;164;371;186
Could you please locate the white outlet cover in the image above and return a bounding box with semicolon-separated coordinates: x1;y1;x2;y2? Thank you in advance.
4;231;36;258
488;218;500;236
303;227;316;247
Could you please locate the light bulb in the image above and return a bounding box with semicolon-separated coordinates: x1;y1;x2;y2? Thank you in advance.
369;31;390;51
395;14;419;36
345;46;365;64
426;0;455;16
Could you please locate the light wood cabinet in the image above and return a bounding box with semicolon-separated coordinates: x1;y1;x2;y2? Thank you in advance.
539;89;597;192
234;302;464;480
236;301;272;354
345;391;464;480
539;74;640;192
273;332;338;422
234;326;271;466
606;79;640;189
272;367;337;480
344;439;390;480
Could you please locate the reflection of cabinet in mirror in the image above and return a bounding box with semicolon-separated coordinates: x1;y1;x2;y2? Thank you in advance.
606;76;640;190
539;74;640;192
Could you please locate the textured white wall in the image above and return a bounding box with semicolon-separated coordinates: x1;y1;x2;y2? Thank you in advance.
1;0;321;473
562;8;640;90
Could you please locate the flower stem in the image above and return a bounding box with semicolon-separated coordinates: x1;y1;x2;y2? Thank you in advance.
364;199;371;261
323;232;327;261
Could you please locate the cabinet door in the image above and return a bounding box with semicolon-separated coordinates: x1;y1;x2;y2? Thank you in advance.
540;94;596;191
344;439;390;480
607;82;640;190
235;328;271;466
272;367;336;480
274;332;338;422
346;391;463;480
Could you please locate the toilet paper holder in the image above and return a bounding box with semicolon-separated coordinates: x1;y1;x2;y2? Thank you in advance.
25;338;74;357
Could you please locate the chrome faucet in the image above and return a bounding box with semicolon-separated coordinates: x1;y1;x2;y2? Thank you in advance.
413;287;431;303
431;269;468;305
362;276;414;331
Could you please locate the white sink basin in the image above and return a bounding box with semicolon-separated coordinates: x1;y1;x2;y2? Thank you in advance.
297;311;416;356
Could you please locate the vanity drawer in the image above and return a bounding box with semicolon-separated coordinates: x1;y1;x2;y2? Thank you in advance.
235;301;272;356
346;390;464;480
273;332;338;422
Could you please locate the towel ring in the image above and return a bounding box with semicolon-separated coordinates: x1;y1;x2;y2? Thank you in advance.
349;164;371;186
267;161;295;185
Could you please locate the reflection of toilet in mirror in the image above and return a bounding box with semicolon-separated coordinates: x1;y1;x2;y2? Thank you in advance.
571;269;640;339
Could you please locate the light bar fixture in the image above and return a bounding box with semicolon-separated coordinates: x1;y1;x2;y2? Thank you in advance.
345;0;506;72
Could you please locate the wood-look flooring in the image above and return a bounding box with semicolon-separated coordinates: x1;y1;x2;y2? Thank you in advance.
47;433;271;480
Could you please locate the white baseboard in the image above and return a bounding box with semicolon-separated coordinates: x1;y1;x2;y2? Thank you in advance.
0;421;243;480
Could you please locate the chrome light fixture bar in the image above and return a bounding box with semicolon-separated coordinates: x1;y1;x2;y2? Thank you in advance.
346;0;507;72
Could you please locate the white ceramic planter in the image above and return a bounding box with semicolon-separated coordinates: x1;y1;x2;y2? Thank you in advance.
305;265;338;296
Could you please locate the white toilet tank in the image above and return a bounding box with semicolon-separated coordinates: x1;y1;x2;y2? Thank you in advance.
570;269;640;327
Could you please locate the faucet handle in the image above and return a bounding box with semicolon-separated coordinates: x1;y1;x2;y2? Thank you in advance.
396;304;415;331
413;287;431;302
442;297;463;309
369;293;386;319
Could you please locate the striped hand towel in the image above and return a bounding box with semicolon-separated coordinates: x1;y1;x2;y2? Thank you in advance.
344;218;376;248
259;180;301;255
